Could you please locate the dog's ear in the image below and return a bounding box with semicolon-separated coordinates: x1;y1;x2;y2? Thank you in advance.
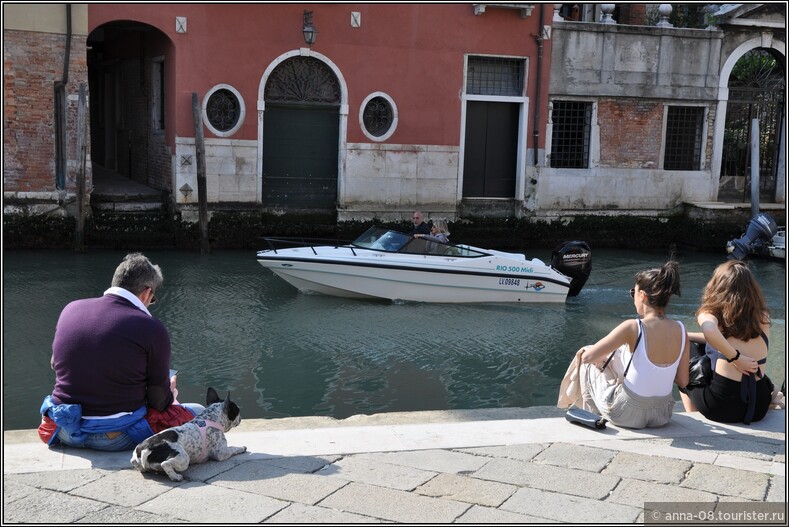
227;401;241;422
206;387;221;406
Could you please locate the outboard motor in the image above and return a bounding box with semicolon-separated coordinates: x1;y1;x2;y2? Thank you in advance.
726;213;778;260
551;241;592;297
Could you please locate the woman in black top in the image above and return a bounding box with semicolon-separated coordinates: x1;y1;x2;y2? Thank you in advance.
680;260;773;424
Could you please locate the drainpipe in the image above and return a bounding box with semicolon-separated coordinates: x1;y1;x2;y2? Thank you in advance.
54;4;72;190
532;3;545;166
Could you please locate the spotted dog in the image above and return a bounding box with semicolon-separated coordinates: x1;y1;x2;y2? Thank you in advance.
131;387;246;481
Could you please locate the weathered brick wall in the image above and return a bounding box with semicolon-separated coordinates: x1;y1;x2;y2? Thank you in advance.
148;134;172;192
619;4;647;25
598;98;664;169
598;98;716;170
3;29;88;193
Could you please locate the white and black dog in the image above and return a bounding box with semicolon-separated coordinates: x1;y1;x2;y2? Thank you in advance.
131;387;247;481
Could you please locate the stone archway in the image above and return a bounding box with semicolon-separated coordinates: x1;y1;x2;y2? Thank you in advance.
258;52;347;210
719;49;785;203
87;21;174;193
713;36;786;204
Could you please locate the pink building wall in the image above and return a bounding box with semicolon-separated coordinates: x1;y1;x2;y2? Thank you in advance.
89;4;552;151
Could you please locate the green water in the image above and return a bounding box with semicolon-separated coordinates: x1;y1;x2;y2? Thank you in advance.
3;248;785;430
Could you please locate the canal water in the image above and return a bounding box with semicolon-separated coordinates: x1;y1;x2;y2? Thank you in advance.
3;247;785;431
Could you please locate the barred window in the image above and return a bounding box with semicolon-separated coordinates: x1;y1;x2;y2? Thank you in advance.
202;84;246;137
466;56;525;96
664;107;704;170
363;97;393;137
360;92;398;142
206;89;240;132
550;101;592;169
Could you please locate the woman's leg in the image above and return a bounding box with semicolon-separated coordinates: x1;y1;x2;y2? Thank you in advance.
579;362;618;415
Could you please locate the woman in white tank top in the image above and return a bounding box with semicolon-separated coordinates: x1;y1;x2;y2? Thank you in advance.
574;260;690;429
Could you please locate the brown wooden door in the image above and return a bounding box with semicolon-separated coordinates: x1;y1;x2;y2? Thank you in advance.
462;101;518;198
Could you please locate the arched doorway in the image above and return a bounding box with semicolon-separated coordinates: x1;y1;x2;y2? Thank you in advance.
87;21;174;193
719;48;785;203
261;56;341;209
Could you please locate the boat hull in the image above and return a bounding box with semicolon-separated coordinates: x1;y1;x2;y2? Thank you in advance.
257;248;572;303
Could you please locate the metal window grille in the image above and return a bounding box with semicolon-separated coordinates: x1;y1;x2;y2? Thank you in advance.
466;56;525;96
550;101;592;169
664;107;704;170
362;96;393;137
206;89;240;132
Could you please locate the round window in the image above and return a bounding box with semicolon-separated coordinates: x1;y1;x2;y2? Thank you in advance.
202;84;245;137
360;92;398;142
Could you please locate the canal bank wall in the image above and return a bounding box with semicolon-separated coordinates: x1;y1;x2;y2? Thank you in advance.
2;203;785;253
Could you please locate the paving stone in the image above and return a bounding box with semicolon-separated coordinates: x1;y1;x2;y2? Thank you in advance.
2;487;107;524
264;502;390;523
473;457;620;500
318;482;470;523
415;472;516;507
137;481;288;523
354;449;489;474
322;455;436;491
457;443;548;461
666;435;784;462
500;486;642;523
77;505;187;523
682;463;770;501
714;453;776;474
532;443;617;472
604;451;692;484
455;504;555;523
260;454;341;473
608;477;719;507
210;462;349;504
69;469;181;507
580;438;719;464
766;476;785;502
7;468;110;492
176;453;253;482
3;477;38;506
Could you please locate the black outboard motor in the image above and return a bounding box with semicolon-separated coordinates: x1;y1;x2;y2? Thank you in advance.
726;213;778;260
551;241;592;297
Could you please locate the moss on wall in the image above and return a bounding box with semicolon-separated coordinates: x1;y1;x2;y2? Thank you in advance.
1;209;770;255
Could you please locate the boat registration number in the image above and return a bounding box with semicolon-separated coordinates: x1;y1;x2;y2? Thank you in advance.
495;265;534;273
499;278;521;286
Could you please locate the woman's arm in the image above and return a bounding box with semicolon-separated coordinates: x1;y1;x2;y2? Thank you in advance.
579;320;636;367
687;331;706;344
698;312;759;374
674;332;690;388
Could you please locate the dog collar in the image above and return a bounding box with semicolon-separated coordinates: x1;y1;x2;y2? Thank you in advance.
194;419;224;462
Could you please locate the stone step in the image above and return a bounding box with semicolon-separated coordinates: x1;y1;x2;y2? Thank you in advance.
92;201;167;213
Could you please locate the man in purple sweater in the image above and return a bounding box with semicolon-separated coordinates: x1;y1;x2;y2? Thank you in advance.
42;253;201;451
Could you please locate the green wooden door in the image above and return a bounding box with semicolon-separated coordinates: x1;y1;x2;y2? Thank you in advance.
262;104;339;209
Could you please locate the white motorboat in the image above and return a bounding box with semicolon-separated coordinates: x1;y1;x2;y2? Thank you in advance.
256;227;592;303
767;228;785;260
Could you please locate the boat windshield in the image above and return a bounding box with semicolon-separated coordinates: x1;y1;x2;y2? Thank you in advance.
351;227;488;257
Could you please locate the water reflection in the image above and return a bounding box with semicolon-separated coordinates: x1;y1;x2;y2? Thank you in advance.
2;248;785;430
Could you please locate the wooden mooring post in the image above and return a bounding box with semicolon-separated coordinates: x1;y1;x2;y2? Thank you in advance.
74;83;88;253
192;92;210;254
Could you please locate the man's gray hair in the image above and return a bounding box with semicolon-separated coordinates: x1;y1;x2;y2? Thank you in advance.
111;253;164;295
